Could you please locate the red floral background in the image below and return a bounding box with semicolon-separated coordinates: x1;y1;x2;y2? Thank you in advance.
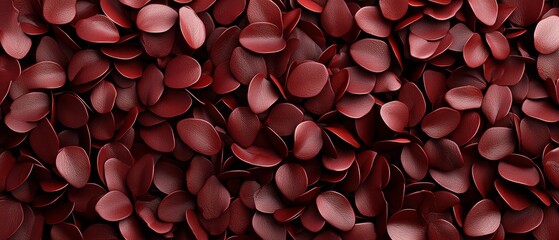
1;0;559;239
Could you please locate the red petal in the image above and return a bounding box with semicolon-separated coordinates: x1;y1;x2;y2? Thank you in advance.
266;103;304;136
445;86;483;110
380;100;409;132
227;107;261;148
498;154;540;186
231;143;282;167
485;31;510;60
401;143;428;181
197;176;230;219
355;6;392;38
179;6;206;49
481;84;512;124
75;15;120;43
350;38;391;73
19;61;66;90
240;22;286;54
90;81;116;114
534;16;559;54
213;0;246;25
379;0;408;21
463;199;501;237
230;47;267;85
56;146;91;188
320;0;353;38
177;118;222;156
502;206;544;233
248;74;278;114
275;163;308;201
136;4;177;33
0;199;24;239
95;191;133;221
421;107;461;139
126;154;155;197
10;92;50;122
293;121;323;160
463;33;489;68
56;93;88;128
468;0;498;25
253;212;286;240
478;127;515;160
522;99;559;123
336;94;375;119
387;209;426;240
164;55;201;89
316;191;355;231
287;61;328;98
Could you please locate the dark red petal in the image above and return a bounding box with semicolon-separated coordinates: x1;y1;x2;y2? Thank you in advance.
227;107;261;148
177;118;222;156
482;84;512;125
239;22;286;54
19;61;66;90
445;86;483;110
253;212;286;240
463;199;501;237
316;191;355;231
320;0;353;38
248;74;278;114
266;103;304;136
401;143;428;181
197;176;230;220
421;107;461;139
380;101;409;132
95;191;133;221
485;31;510;60
275;163;308;201
56;146;91;188
336;94;375;119
468;0;498;25
498;154;540;186
502;206;544;234
355;6;392;38
350;39;391;73
136;4;177;33
10;92;50;122
165;55;201;89
231;144;282;167
478;127;515;160
379;0;408;21
293;121;323;160
463;33;489;68
534;16;559;54
75;15;120;43
0;199;24;239
179;6;206;49
522;99;559;123
387;209;426;240
286;61;328;98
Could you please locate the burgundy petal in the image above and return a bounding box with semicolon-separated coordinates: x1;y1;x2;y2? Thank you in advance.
380;101;409;132
177;118;222;156
56;146;91;188
355;6;392;38
463;33;489;68
179;6;206;49
287;61;328;98
468;0;498;25
463;199;501;237
350;39;391;73
231;144;282;167
482;84;512;125
320;0;353;38
534;16;559;54
445;86;483;110
294;121;323;160
136;4;178;33
164;55;201;89
387;209;426;240
95;191;133;221
478;127;515;160
248;73;278;114
0;199;24;239
75;15;120;43
316;191;355;231
197;176;230;219
421;107;461;139
240;22;286;54
275;163;308;201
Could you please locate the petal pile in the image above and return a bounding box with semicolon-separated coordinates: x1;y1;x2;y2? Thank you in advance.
1;0;559;239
